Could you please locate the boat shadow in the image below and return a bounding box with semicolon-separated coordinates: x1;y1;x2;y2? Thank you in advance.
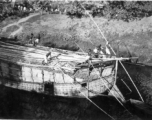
116;61;152;105
0;85;126;119
116;61;152;119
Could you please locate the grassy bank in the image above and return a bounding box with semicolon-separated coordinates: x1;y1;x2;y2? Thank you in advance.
1;13;152;64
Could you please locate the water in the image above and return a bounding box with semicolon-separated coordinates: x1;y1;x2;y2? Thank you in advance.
0;85;137;120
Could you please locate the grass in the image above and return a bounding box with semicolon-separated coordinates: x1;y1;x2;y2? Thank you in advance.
6;25;19;33
1;13;152;64
1;25;19;38
20;14;41;24
0;17;19;28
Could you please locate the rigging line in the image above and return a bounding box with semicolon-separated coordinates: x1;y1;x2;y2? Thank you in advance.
121;79;132;92
74;41;122;99
74;41;87;54
57;66;115;120
102;76;125;101
73;36;144;102
80;92;115;120
79;3;116;55
73;38;125;103
76;52;125;108
96;66;125;101
78;3;139;114
113;60;125;100
87;68;132;115
101;77;133;116
114;60;118;86
73;36;133;116
103;78;125;102
75;81;132;116
119;61;144;102
123;42;132;57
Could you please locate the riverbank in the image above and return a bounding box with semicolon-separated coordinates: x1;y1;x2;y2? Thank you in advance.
1;13;152;65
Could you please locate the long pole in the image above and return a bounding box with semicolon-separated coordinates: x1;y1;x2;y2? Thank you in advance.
57;66;115;120
119;61;144;102
79;2;144;103
79;3;116;56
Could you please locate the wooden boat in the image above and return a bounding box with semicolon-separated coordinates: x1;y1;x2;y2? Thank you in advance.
0;41;129;98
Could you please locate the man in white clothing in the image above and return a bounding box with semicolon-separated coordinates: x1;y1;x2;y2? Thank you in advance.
33;38;39;47
98;42;111;58
105;42;111;57
93;47;99;58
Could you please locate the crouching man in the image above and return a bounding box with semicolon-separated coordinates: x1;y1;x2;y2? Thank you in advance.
43;49;52;65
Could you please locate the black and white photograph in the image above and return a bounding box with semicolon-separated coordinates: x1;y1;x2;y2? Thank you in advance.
0;0;152;119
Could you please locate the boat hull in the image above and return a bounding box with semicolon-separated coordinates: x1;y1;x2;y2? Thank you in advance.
0;56;115;98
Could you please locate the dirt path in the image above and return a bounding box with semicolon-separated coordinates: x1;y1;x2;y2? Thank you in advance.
9;26;23;37
1;13;40;37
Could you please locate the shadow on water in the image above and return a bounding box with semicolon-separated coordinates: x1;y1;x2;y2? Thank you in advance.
0;85;127;120
117;62;152;105
117;61;152;120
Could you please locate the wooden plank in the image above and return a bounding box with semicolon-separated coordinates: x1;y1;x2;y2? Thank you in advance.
0;47;89;64
0;41;87;56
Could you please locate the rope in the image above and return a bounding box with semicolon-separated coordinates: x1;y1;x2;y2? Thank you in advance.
79;2;144;103
74;41;87;54
114;60;118;85
119;61;144;102
57;65;115;120
80;92;115;120
121;79;132;92
96;67;125;101
68;7;134;114
74;37;125;101
102;76;125;101
79;3;116;55
74;40;129;109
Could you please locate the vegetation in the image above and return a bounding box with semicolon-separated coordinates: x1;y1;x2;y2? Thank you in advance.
0;0;33;22
65;1;152;22
103;1;152;21
1;1;152;22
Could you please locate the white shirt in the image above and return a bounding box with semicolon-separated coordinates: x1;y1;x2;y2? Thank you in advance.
93;48;98;53
35;38;39;43
105;46;111;55
100;50;104;55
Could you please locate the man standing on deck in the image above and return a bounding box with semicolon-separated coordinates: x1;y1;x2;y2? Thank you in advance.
97;42;111;58
105;42;111;57
96;44;106;58
29;33;34;44
33;38;40;47
93;47;99;58
33;33;41;47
